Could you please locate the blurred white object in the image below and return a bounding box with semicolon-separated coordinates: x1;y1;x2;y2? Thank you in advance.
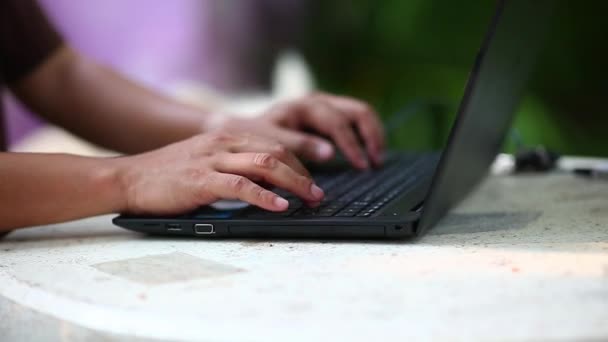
171;50;315;118
557;156;608;172
272;50;315;101
10;125;116;157
491;153;516;175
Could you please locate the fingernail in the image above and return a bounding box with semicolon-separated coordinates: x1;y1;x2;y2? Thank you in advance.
316;143;333;159
273;197;289;209
310;184;325;200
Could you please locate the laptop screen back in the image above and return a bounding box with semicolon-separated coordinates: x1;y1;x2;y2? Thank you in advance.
418;0;558;233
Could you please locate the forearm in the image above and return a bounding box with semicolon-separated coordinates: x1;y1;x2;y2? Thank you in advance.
13;46;217;154
0;152;125;231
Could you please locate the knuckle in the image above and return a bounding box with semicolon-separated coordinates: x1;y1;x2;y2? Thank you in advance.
186;168;207;184
308;100;325;112
296;175;313;190
198;172;220;198
334;121;351;132
253;186;269;202
201;170;220;185
358;123;373;135
192;135;211;150
270;144;289;159
310;91;327;100
227;175;249;192
211;151;228;163
208;131;234;145
285;101;305;115
325;115;342;127
253;153;277;169
358;103;374;115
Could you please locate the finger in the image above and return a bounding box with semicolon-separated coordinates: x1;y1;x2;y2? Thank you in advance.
271;127;335;162
352;110;384;166
314;94;385;158
227;136;311;178
331;121;370;169
315;93;385;165
213;152;324;203
205;172;289;212
300;101;369;169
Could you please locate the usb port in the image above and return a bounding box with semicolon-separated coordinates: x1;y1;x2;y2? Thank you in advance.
194;224;215;235
166;223;182;232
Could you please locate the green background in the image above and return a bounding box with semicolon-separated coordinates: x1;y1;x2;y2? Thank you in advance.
298;0;608;156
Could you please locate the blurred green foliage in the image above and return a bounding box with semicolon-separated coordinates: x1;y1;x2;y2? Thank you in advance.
299;0;608;156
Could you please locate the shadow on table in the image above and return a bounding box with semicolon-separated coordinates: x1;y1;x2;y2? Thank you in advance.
139;233;418;246
3;210;606;252
420;210;608;252
428;211;543;236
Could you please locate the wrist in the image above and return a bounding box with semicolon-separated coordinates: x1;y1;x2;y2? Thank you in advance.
99;156;133;214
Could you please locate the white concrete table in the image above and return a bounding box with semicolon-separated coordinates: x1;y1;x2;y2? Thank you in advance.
1;158;608;341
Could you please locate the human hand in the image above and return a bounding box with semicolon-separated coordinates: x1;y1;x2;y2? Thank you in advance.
112;133;325;215
210;93;385;169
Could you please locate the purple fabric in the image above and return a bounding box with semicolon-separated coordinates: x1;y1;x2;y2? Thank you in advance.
5;0;220;147
3;93;42;146
4;0;305;147
40;0;218;90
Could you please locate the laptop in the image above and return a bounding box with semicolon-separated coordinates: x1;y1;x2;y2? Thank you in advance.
113;0;556;239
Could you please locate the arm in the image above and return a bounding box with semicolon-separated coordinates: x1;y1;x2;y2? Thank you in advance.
10;46;217;154
0;152;124;231
10;45;385;167
0;133;325;233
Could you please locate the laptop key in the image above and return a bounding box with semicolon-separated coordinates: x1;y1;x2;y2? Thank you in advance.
335;207;362;216
335;211;356;217
240;154;434;220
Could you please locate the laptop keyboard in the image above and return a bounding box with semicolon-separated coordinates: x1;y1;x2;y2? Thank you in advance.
245;154;437;219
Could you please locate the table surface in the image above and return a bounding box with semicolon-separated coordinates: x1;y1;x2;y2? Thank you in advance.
1;158;608;341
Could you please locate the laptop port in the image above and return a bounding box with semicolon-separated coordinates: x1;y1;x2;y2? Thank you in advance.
194;224;215;235
166;223;183;232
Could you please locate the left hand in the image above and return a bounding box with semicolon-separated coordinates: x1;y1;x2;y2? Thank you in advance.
209;93;385;169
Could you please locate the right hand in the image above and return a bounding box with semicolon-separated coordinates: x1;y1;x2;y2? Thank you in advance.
112;132;325;215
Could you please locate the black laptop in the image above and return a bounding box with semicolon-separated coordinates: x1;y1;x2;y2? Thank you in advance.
114;0;556;239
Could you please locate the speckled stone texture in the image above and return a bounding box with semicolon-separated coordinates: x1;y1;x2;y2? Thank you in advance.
1;170;607;341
